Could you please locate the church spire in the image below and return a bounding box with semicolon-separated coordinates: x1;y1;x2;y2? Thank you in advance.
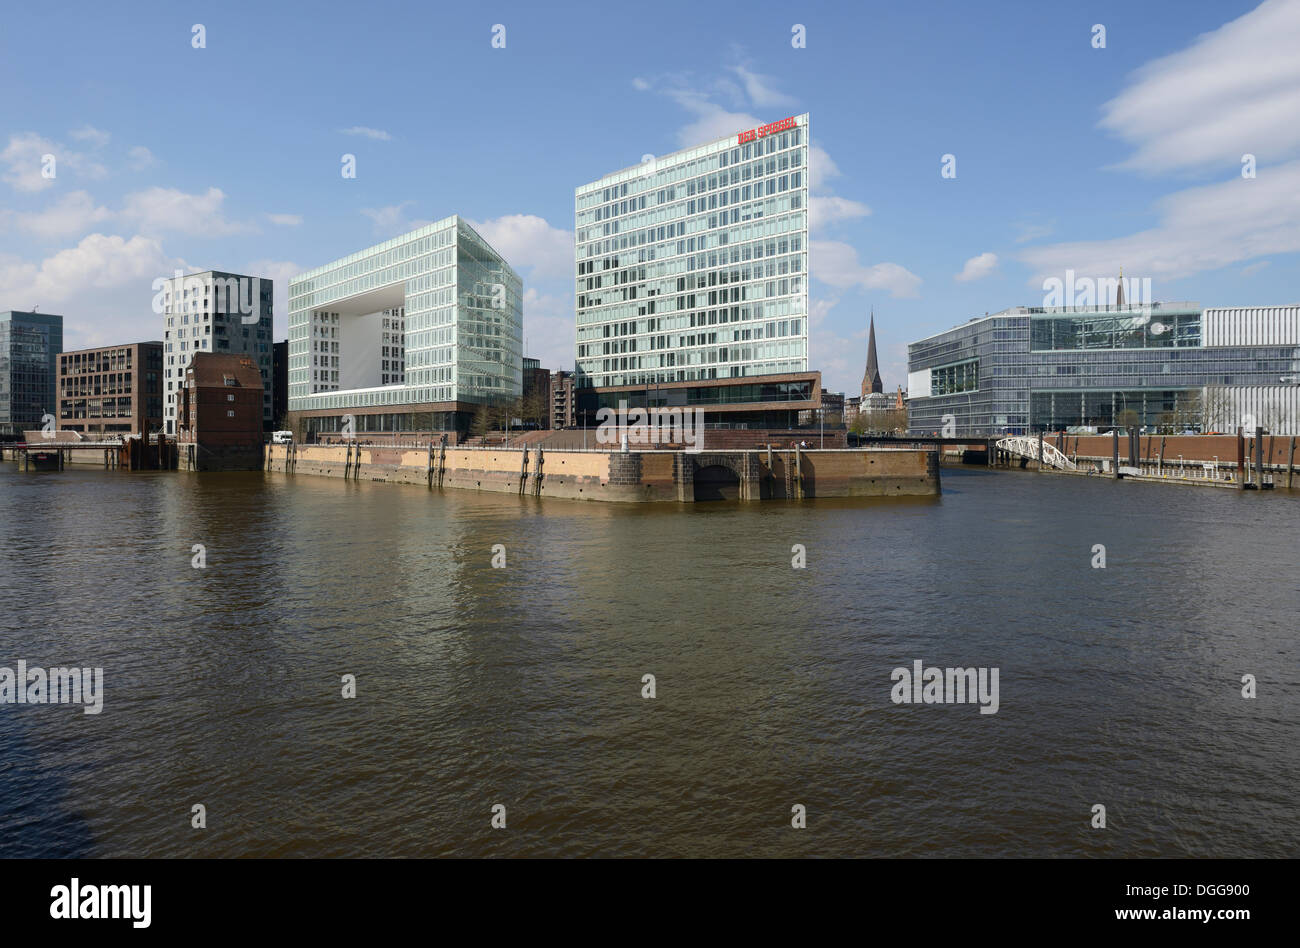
1116;266;1125;307
863;309;883;397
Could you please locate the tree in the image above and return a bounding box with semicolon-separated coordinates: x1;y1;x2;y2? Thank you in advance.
469;403;492;438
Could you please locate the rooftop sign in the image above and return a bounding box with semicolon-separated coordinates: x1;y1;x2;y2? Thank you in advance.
737;116;796;145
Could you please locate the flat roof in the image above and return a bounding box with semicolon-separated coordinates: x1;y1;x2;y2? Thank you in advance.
576;113;810;198
908;301;1203;346
60;341;163;355
289;215;461;284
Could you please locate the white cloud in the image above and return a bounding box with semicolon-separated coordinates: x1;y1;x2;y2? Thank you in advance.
468;214;574;281
520;287;575;372
340;126;392;141
119;186;254;236
266;213;302;227
245;259;302;332
0;234;179;349
127;145;157;171
955;252;999;282
664;89;764;150
729;65;798;109
1020;160;1300;284
360;202;432;237
69;125;111;148
631;77;651;91
1013;221;1054;244
812;240;922;298
1241;260;1270;276
808;295;840;328
1099;0;1300;173
810;195;870;232
807;145;841;192
1;132;106;192
8;190;112;239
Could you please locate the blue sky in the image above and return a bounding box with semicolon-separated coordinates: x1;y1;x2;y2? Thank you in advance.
2;0;1297;393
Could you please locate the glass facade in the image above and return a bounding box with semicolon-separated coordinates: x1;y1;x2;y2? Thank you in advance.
574;114;809;390
593;378;814;410
288;216;522;414
908;302;1300;435
0;311;63;438
1029;309;1201;350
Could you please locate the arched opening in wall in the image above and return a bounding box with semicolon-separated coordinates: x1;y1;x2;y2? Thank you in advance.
693;463;740;501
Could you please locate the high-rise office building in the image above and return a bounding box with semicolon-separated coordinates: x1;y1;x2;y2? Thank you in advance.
159;270;273;434
574;114;818;428
0;311;63;438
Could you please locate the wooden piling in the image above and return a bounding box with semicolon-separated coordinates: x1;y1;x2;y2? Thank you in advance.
1237;428;1246;488
1288;436;1296;489
1254;427;1265;489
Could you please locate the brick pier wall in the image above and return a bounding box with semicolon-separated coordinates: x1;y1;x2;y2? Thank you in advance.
264;444;938;502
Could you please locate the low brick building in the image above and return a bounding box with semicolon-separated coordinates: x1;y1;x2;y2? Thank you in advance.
177;353;264;470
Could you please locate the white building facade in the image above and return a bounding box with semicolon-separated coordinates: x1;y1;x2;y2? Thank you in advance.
160;270;273;435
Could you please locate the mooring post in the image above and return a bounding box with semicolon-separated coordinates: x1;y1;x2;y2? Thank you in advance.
1255;427;1265;489
1159;436;1166;477
1288;436;1296;489
426;440;433;486
1235;429;1244;487
794;444;803;499
519;447;528;494
1111;428;1120;479
534;447;544;495
1037;431;1045;472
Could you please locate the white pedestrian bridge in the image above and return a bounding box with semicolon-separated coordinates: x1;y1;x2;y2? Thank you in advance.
996;436;1077;471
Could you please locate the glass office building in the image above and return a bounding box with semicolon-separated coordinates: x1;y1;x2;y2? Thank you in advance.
0;310;63;438
287;216;522;436
908;302;1300;435
574;114;810;395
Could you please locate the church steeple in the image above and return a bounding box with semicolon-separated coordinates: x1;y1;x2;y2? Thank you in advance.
1116;266;1125;307
863;309;884;397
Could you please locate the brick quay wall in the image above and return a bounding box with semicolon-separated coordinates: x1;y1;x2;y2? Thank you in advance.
263;444;939;503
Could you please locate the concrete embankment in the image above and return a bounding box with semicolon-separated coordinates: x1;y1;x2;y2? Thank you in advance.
263;443;939;502
943;431;1300;490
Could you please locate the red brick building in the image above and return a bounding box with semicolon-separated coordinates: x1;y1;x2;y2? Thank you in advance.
178;353;264;470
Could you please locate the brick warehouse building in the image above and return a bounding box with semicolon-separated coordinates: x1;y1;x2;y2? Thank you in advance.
58;341;163;437
177;352;265;470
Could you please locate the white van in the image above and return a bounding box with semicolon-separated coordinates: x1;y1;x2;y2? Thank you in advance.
271;430;294;444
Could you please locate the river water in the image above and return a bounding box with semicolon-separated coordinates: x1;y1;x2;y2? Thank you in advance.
1;461;1297;857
